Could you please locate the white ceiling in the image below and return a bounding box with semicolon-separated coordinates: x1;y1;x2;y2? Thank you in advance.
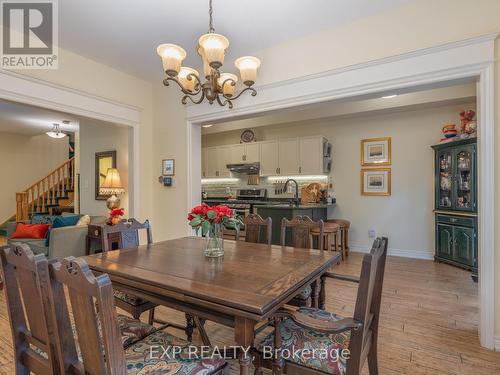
0;100;79;136
59;0;412;81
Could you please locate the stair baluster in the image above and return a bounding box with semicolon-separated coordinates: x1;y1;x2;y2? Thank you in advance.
14;157;75;221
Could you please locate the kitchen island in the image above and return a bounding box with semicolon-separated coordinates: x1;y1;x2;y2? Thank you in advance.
254;201;336;246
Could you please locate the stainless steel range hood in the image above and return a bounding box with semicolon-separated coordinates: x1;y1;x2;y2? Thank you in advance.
226;162;260;174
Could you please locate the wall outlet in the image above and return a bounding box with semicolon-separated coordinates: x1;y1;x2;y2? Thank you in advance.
368;229;376;238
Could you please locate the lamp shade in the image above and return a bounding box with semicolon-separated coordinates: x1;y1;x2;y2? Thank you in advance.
156;44;187;76
218;73;238;97
235;56;261;86
178;67;199;92
197;44;212;78
198;33;229;69
100;168;125;195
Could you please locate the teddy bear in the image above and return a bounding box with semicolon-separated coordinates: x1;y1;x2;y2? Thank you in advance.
459;109;477;138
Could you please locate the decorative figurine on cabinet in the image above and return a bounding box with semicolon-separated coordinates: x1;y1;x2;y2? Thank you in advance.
459;109;477;139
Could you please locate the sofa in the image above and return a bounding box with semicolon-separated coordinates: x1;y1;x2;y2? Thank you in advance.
6;214;106;259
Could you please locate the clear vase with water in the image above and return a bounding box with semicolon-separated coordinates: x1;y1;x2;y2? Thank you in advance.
205;223;224;257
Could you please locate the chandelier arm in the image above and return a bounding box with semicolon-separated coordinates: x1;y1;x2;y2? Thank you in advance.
220;78;237;91
163;76;202;96
223;86;257;102
187;73;203;95
182;90;206;105
216;94;234;109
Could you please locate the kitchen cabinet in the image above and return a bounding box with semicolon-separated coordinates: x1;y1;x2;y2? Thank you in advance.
229;143;260;163
278;138;300;175
204;146;231;177
260;140;279;176
201;148;207;178
299;136;327;174
432;138;477;280
245;143;259;163
230;144;246;164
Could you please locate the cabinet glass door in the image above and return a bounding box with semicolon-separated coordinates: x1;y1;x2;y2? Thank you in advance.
454;146;474;211
437;151;453;209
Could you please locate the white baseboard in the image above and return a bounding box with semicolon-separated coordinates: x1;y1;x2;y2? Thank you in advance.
349;243;434;260
495;336;500;352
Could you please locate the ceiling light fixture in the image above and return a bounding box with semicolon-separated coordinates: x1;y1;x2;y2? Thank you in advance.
156;0;260;109
381;94;398;99
46;123;67;139
202;124;214;128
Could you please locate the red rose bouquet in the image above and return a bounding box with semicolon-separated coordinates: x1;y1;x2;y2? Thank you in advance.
187;203;241;257
107;208;124;225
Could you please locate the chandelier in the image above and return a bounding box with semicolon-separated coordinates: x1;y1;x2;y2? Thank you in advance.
156;0;261;109
46;123;66;138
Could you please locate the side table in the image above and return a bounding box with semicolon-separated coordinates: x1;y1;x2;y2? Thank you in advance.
86;224;120;255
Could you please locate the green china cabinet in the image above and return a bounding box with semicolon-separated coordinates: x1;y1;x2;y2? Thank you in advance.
431;138;477;281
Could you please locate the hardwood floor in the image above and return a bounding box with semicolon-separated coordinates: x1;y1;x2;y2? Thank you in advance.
0;252;499;374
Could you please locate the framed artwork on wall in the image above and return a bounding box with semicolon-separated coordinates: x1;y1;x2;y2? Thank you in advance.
361;137;391;166
162;159;175;176
361;168;391;196
95;150;116;200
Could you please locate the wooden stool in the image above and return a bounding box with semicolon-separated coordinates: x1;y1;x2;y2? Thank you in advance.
325;219;350;259
311;222;341;252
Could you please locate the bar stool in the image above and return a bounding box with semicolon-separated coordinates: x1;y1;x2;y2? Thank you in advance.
326;219;351;259
310;222;341;252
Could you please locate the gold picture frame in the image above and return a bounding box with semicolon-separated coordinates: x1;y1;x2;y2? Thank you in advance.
162;159;175;176
361;168;391;196
361;137;391;166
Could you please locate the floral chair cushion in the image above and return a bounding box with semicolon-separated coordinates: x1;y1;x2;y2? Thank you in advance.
114;290;151;306
258;307;350;375
32;314;156;360
125;330;227;375
116;314;157;347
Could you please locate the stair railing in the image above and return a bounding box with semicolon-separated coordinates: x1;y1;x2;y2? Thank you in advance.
16;157;75;221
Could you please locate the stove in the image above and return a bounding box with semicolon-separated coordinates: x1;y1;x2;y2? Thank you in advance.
203;189;267;213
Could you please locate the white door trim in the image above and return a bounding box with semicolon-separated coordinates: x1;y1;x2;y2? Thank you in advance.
0;70;142;217
186;32;498;350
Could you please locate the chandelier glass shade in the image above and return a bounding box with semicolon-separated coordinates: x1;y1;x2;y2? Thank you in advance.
156;0;260;108
46;123;66;139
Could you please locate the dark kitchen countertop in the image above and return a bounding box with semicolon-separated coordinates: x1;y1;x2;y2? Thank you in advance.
253;202;336;209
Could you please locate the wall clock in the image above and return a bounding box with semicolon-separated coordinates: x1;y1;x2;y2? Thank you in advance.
240;129;255;143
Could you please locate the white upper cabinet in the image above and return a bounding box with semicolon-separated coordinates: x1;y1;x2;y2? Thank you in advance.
218;146;232;177
203;135;329;178
259;140;279;176
299;136;325;174
245;143;260;163
204;146;232;177
205;147;219;177
278;138;300;175
229;144;246;164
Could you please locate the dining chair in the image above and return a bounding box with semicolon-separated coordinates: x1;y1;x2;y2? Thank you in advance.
0;243;63;374
255;237;389;375
48;256;228;374
0;243;158;374
235;214;272;245
281;216;325;307
102;218;207;344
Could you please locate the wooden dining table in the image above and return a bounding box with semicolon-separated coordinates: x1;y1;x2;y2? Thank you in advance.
82;236;341;375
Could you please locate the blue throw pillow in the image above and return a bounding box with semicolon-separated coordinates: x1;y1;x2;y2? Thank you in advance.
45;214;81;246
31;215;56;225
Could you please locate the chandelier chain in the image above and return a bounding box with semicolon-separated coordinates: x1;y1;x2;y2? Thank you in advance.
208;0;215;33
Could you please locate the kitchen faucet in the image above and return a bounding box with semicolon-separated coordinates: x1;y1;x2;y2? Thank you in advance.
284;179;300;206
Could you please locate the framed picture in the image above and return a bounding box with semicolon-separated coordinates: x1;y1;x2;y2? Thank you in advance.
361;168;391;196
361;137;391;166
162;159;175;176
95;150;116;200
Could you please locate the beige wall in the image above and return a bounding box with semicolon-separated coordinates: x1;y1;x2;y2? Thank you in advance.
78;120;129;216
204;103;475;258
0;132;68;221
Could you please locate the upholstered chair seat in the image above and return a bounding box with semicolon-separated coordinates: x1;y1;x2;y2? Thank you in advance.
114;290;150;307
258;307;350;375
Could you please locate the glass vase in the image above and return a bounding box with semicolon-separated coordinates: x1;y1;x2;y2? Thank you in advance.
205;223;224;257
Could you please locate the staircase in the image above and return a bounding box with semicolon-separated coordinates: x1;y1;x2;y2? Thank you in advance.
15;157;75;221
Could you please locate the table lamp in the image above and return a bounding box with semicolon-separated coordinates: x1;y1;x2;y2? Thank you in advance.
100;168;125;209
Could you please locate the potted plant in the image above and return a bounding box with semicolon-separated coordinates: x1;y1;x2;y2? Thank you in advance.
188;203;241;257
